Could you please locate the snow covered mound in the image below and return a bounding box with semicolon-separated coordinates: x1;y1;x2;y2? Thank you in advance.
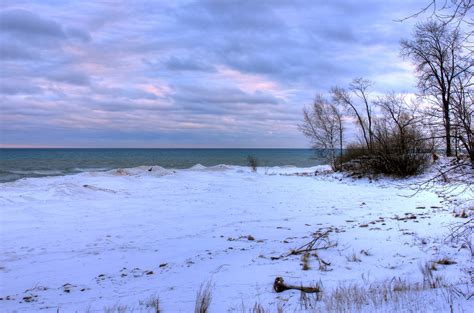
0;165;472;312
108;165;173;177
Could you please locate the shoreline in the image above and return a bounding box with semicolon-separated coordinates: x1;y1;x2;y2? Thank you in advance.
0;163;330;184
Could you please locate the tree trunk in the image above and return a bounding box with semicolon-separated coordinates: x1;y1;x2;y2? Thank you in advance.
444;100;452;157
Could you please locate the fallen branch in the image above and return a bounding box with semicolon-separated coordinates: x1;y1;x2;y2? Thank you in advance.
271;230;337;261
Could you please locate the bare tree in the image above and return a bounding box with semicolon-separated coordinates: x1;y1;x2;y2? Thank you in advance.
399;0;473;46
374;93;420;147
368;93;432;176
401;20;471;156
399;0;473;23
300;94;344;167
331;78;375;152
452;71;474;164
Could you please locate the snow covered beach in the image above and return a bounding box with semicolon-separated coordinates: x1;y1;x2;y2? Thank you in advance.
0;164;472;312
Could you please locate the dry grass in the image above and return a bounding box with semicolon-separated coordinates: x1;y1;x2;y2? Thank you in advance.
420;262;448;289
102;305;129;313
301;252;310;270
194;282;213;313
138;294;161;313
251;302;267;313
99;271;465;313
346;251;362;262
360;249;371;256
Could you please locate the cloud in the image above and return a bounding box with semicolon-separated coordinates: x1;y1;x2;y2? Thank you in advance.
162;55;216;72
65;27;91;42
0;80;42;95
47;69;90;86
0;0;424;148
0;8;64;37
0;41;36;60
0;8;90;42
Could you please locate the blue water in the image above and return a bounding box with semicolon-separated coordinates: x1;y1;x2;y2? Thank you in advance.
0;149;327;182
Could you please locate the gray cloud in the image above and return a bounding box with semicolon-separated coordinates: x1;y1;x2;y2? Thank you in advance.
0;80;42;95
65;26;91;42
162;55;216;72
0;8;91;43
0;41;36;60
47;69;90;86
0;8;64;37
0;0;424;148
172;85;279;106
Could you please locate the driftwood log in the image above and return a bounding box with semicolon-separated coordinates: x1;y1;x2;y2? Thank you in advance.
273;277;321;293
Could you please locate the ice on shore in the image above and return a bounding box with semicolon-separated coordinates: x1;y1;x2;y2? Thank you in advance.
0;165;472;312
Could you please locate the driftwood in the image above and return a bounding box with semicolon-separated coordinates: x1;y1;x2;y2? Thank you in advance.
273;277;321;293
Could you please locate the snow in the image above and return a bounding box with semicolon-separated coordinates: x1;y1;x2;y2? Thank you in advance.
0;165;472;312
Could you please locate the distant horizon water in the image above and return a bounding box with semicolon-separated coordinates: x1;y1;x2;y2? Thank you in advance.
0;148;329;183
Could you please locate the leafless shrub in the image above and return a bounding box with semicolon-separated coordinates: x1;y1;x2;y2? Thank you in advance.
372;129;431;177
408;157;473;197
195;282;213;313
300;94;344;168
447;218;473;256
335;143;369;166
331;78;375;153
333;93;431;177
247;155;258;172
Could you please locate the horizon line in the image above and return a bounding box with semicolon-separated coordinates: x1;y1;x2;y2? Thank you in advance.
0;146;314;149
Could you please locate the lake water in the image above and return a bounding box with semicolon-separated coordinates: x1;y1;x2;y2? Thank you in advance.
0;148;328;182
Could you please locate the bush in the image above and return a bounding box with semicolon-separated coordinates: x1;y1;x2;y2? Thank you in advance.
370;127;431;176
338;127;431;177
247;155;258;172
334;143;369;166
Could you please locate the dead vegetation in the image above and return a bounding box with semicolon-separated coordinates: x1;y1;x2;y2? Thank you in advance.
92;268;469;313
420;262;449;289
301;252;310;270
434;257;457;265
247;155;258;172
194;282;213;313
271;228;337;272
251;302;267;313
346;251;362;263
446;217;473;256
138;295;160;313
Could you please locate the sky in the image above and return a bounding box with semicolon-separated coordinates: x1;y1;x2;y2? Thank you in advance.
0;0;426;148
